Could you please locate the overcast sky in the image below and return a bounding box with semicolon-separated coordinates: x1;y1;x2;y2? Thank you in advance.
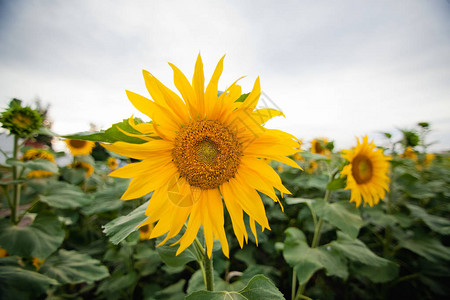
1;0;449;151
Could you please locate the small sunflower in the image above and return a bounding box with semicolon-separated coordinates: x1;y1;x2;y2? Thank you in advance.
139;223;154;240
307;160;318;174
103;55;300;257
401;146;417;161
65;139;95;156
310;138;330;156
0;99;42;137
341;136;391;207
22;149;56;178
107;157;119;170
292;152;304;161
68;161;94;178
0;247;7;257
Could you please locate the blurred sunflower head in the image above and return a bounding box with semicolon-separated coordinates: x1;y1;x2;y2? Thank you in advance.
22;149;56;178
341;136;391;207
0;247;7;257
139;222;154;240
107;157;119;170
65;139;95;156
292;152;304;161
22;149;55;163
103;54;301;257
0;99;42;137
310;138;330;156
68;161;94;178
307;160;318;174
401;146;417;161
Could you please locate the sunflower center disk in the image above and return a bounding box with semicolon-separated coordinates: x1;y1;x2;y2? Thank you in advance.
352;154;373;184
172;119;242;190
69;140;87;149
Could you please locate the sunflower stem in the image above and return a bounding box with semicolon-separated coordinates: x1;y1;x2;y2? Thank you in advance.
295;174;334;300
10;135;22;225
203;248;214;291
291;269;297;300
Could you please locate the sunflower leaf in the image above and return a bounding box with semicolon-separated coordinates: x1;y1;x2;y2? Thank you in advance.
0;213;65;259
186;275;285;300
103;201;148;245
39;249;109;284
6;158;59;174
283;227;348;284
405;204;450;235
330;231;390;266
38;181;92;209
0;266;59;300
63;118;148;144
397;232;450;262
313;199;363;239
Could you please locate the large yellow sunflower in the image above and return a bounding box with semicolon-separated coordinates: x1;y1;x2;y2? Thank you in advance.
103;55;300;257
341;136;391;207
65;139;95;156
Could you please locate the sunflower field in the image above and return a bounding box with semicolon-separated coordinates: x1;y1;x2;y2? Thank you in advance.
0;57;449;300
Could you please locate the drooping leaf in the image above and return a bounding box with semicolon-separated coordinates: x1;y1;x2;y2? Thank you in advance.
0;213;64;259
6;158;58;174
156;227;202;268
38;181;92;209
0;266;59;300
103;201;148;245
63;118;149;144
82;182;128;215
398;232;450;262
186;275;285;300
326;177;347;190
283;227;348;284
39;249;109;284
406;204;450;235
313;199;363;239
330;231;389;267
351;261;399;283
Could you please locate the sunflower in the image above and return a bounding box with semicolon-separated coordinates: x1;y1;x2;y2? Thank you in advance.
22;149;56;178
310;138;330;156
65;139;95;156
103;55;300;257
107;157;119;170
0;247;7;257
68;161;94;178
139;223;154;240
341;136;391;207
401;146;417;161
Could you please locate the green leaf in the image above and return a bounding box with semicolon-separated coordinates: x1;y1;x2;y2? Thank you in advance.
154;279;186;300
40;249;109;284
406;204;450;235
103;201;148;245
326;177;347;190
0;213;64;259
398;232;450;262
330;231;389;267
0;266;59;300
63;118;148;144
313;199;363;239
186;275;285;300
283;228;348;284
38;181;92;209
234;93;249;103
82;182;128;215
351;261;399;283
60;166;88;185
6;158;58;173
156;227;202;268
133;245;162;276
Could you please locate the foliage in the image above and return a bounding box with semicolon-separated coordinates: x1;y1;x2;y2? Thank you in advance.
0;106;449;300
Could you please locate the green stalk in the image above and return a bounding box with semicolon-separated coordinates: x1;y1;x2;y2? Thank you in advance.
291;269;297;300
295;171;336;300
203;248;214;291
10;135;21;224
193;237;214;291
